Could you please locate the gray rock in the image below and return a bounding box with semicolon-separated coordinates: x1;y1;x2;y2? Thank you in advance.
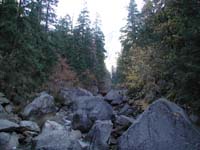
0;132;19;150
119;104;134;116
0;113;21;123
105;89;127;105
34;120;82;150
115;115;135;127
89;86;99;96
73;111;93;132
23;93;56;118
0;92;5;97
0;105;6;113
59;87;93;105
5;104;13;113
0;119;19;132
118;98;200;150
41;120;65;133
86;120;113;150
34;130;83;150
190;114;199;124
0;97;10;105
78;140;90;149
20;121;40;132
113;116;135;138
72;96;114;132
70;129;82;140
52;108;73;126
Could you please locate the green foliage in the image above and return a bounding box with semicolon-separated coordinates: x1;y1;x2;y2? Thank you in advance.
53;7;107;85
116;0;200;113
0;0;108;101
0;0;57;99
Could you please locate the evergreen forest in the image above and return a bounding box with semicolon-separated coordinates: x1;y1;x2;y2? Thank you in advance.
0;0;107;100
113;0;200;115
0;1;200;149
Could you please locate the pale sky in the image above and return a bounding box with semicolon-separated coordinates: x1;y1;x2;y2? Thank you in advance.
56;0;144;72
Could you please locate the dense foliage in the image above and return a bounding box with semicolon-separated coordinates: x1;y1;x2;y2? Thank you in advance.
0;0;57;100
0;0;107;100
53;6;107;86
115;0;200;114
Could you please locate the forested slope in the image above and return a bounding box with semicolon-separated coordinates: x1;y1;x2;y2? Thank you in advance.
114;0;200;115
0;0;109;101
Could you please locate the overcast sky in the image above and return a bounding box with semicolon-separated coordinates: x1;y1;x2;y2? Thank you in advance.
56;0;144;72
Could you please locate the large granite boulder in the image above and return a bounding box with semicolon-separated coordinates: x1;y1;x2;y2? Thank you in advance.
118;98;200;150
22;92;56;118
20;120;40;132
0;119;19;132
34;120;83;150
0;94;10;106
104;89;127;105
41;120;65;133
59;87;93;105
72;96;114;132
86;120;113;150
0;132;19;150
119;104;135;116
115;115;135;128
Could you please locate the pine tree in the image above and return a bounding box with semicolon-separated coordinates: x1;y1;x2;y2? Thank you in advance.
116;0;140;83
116;0;200;113
73;5;93;71
0;0;57;99
43;0;58;31
93;15;106;80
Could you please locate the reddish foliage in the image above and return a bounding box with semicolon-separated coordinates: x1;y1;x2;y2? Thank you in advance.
42;56;79;94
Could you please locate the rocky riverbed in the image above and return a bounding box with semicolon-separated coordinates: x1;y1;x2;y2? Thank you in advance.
0;88;200;150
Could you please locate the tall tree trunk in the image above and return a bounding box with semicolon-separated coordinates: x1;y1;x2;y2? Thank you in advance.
45;1;50;32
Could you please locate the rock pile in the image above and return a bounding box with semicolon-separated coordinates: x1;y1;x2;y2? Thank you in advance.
0;89;199;150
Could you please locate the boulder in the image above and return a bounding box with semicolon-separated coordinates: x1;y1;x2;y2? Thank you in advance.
34;120;82;150
86;120;113;150
0;92;5;97
115;115;135;127
72;96;114;132
0;119;19;132
104;89;127;105
112;115;135;139
52;107;73;126
34;130;83;150
0;97;10;106
0;132;19;150
0;94;13;114
41;120;65;133
118;98;200;150
20;121;40;132
4;104;13;113
59;87;93;105
0;113;21;123
190;114;200;124
119;104;134;116
0;105;6;113
72;111;93;132
70;129;82;140
88;86;99;96
23;92;56;118
41;120;81;139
